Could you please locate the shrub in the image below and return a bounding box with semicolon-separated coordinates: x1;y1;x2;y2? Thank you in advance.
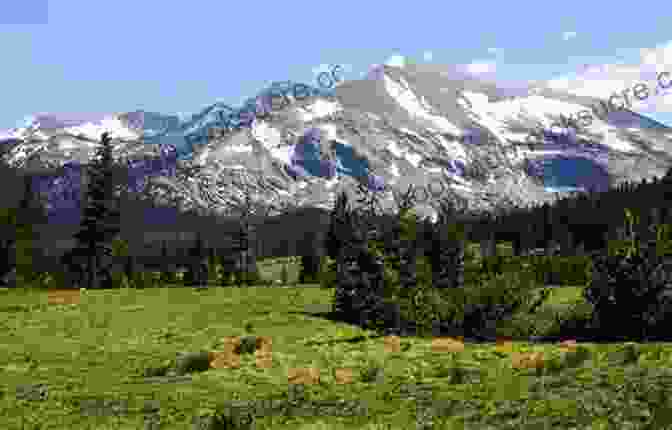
319;258;337;289
218;265;233;287
280;263;289;286
583;210;672;341
528;255;591;286
402;269;548;340
298;254;321;284
129;270;161;289
206;254;219;286
33;271;69;290
159;268;178;286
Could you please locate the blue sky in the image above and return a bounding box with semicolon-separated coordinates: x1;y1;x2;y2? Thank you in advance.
1;0;672;130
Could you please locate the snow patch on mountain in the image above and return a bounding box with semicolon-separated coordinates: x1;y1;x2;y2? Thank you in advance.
4;62;672;222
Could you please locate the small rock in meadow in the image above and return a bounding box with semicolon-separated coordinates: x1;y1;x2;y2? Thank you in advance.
15;383;48;401
235;336;258;355
174;351;211;375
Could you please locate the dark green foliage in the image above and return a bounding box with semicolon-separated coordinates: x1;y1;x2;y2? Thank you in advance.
430;271;548;340
235;336;258;355
174;351;211;375
325;192;348;261
583;210;672;340
219;267;233;287
159;240;178;285
59;247;88;289
124;255;136;286
215;254;232;287
321;193;351;291
528;254;592;286
280;263;289;286
232;224;250;287
241;268;262;286
298;254;321;284
129;270;161;289
184;233;208;287
71;132;122;289
196;405;255;430
207;247;219;285
585;245;672;340
330;189;390;330
428;199;468;291
0;172;49;287
481;255;505;277
389;186;418;292
15;175;50;285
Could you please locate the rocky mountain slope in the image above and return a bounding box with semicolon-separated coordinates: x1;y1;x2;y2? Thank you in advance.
2;63;672;222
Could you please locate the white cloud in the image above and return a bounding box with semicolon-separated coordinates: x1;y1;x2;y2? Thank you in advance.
547;40;672;113
423;51;433;61
562;31;577;41
465;61;496;75
385;54;406;68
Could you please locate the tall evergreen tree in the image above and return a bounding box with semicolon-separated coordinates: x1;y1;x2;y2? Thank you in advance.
71;132;122;289
0;144;49;286
390;185;418;293
331;187;390;331
184;232;207;287
14;174;50;285
159;240;178;285
430;198;467;291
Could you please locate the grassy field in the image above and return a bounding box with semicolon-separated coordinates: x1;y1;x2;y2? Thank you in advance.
2;278;672;430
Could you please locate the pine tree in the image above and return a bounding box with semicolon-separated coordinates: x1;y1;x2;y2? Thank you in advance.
390;185;419;293
159;240;178;285
207;246;219;286
14;174;49;285
71;132;122;289
430;199;466;291
184;232;207;287
0;207;18;286
331;187;390;331
326;192;349;260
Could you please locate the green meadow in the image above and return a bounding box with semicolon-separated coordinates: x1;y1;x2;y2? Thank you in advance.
1;258;672;429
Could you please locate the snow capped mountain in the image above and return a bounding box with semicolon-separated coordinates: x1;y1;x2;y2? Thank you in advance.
3;63;672;222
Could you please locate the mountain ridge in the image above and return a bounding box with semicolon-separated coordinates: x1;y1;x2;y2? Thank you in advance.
2;63;672;223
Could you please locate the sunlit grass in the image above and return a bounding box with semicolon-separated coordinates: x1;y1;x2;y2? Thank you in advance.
1;276;671;429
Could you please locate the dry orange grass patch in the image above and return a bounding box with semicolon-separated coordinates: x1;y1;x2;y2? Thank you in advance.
431;337;465;353
209;350;241;369
287;367;320;385
333;368;355;385
253;335;273;368
558;339;578;350
495;336;515;354
220;336;241;352
47;289;81;306
255;352;273;369
255;336;272;352
383;335;401;353
511;351;545;370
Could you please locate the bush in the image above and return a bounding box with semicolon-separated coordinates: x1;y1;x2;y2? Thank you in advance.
32;271;68;290
585;247;672;340
280;263;289;286
399;268;549;339
129;271;162;289
298;254;322;284
528;255;592;286
320;257;338;289
218;266;233;287
159;268;178;285
583;213;672;341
